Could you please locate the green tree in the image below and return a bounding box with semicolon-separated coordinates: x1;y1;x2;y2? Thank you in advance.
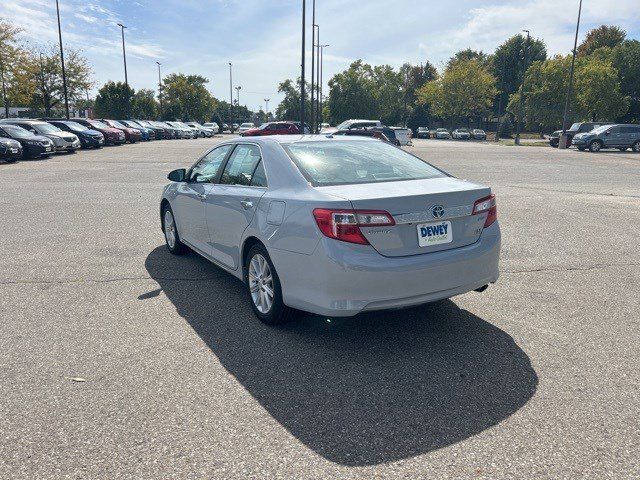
275;78;311;121
326;60;377;125
608;40;640;122
371;65;403;125
447;48;488;69
0;21;28;113
574;58;629;121
577;25;626;57
417;59;497;126
490;34;547;115
162;73;215;122
401;62;437;129
131;89;158;119
507;56;573;132
94;81;133;119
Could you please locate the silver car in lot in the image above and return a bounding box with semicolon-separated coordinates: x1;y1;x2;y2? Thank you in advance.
160;136;500;324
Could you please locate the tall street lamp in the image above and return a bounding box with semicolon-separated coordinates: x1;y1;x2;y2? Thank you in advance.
560;0;583;149
229;62;234;130
235;86;242;120
264;98;270;122
310;0;317;132
0;50;10;118
515;29;530;146
55;0;70;119
319;44;329;130
300;0;306;129
156;61;163;120
117;23;129;118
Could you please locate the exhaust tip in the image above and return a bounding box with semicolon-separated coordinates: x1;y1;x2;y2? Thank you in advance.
474;285;488;293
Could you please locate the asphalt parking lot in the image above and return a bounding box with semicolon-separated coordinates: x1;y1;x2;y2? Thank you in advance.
1;138;639;479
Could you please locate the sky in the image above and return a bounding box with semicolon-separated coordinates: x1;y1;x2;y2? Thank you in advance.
1;0;639;112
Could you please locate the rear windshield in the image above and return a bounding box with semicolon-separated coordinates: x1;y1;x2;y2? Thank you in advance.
282;140;446;186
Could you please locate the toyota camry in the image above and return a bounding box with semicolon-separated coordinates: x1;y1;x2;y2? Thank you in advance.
160;136;500;324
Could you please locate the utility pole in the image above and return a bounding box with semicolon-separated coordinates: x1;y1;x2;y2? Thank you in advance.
515;30;530;146
39;53;47;114
300;0;306;130
55;0;70;119
156;61;163;120
495;62;505;142
229;62;233;131
264;98;270;122
560;0;583;149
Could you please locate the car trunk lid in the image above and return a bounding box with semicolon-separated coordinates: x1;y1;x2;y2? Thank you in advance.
316;177;491;257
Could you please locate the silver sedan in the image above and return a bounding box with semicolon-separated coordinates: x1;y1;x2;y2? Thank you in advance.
160;136;500;324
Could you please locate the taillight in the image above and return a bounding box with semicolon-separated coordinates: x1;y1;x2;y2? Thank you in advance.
313;208;395;245
473;194;497;227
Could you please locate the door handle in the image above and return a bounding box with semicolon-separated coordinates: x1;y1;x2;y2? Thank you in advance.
240;199;253;209
196;193;207;200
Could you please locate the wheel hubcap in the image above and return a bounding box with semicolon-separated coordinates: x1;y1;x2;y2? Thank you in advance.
164;210;176;249
249;254;274;314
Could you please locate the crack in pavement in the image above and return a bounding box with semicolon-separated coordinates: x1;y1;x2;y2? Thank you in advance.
503;262;640;275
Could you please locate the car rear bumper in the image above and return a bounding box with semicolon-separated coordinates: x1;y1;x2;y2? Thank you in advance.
271;222;501;317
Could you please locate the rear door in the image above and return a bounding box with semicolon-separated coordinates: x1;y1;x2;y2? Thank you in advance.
317;177;490;257
605;126;623;147
203;144;267;269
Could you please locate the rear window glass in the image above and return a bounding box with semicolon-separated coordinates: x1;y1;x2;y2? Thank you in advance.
282;140;446;186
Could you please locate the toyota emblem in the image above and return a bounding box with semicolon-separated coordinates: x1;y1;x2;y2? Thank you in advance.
431;205;445;218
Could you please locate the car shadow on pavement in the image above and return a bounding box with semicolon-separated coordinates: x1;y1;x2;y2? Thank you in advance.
143;246;538;466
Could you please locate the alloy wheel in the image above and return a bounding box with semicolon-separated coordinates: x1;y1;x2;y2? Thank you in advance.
164;209;176;249
249;254;274;314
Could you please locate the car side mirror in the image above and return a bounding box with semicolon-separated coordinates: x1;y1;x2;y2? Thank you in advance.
605;131;610;135
167;168;186;182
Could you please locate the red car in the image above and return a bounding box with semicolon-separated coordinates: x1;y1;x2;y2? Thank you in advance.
240;121;302;137
72;118;126;145
100;119;142;143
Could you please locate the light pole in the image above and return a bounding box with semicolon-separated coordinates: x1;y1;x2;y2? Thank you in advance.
319;44;329;130
229;62;233;130
39;53;47;114
55;0;70;119
560;0;583;149
156;61;163;120
264;98;270;122
235;86;241;121
0;50;8;118
117;23;129;118
515;29;530;146
300;0;306;129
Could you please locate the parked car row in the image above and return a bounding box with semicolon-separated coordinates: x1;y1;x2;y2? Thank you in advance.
0;117;221;163
416;127;487;140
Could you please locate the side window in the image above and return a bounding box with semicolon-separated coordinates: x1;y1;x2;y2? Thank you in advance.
609;126;621;134
220;144;262;186
188;144;232;183
250;161;267;187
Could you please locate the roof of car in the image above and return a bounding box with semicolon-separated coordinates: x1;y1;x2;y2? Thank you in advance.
229;134;378;146
0;118;46;124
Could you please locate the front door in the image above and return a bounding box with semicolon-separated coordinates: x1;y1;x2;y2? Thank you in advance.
203;144;268;270
172;144;233;254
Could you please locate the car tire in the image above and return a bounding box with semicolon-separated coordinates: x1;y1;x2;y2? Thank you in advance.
588;140;603;153
245;244;295;325
162;204;187;255
632;141;640;153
